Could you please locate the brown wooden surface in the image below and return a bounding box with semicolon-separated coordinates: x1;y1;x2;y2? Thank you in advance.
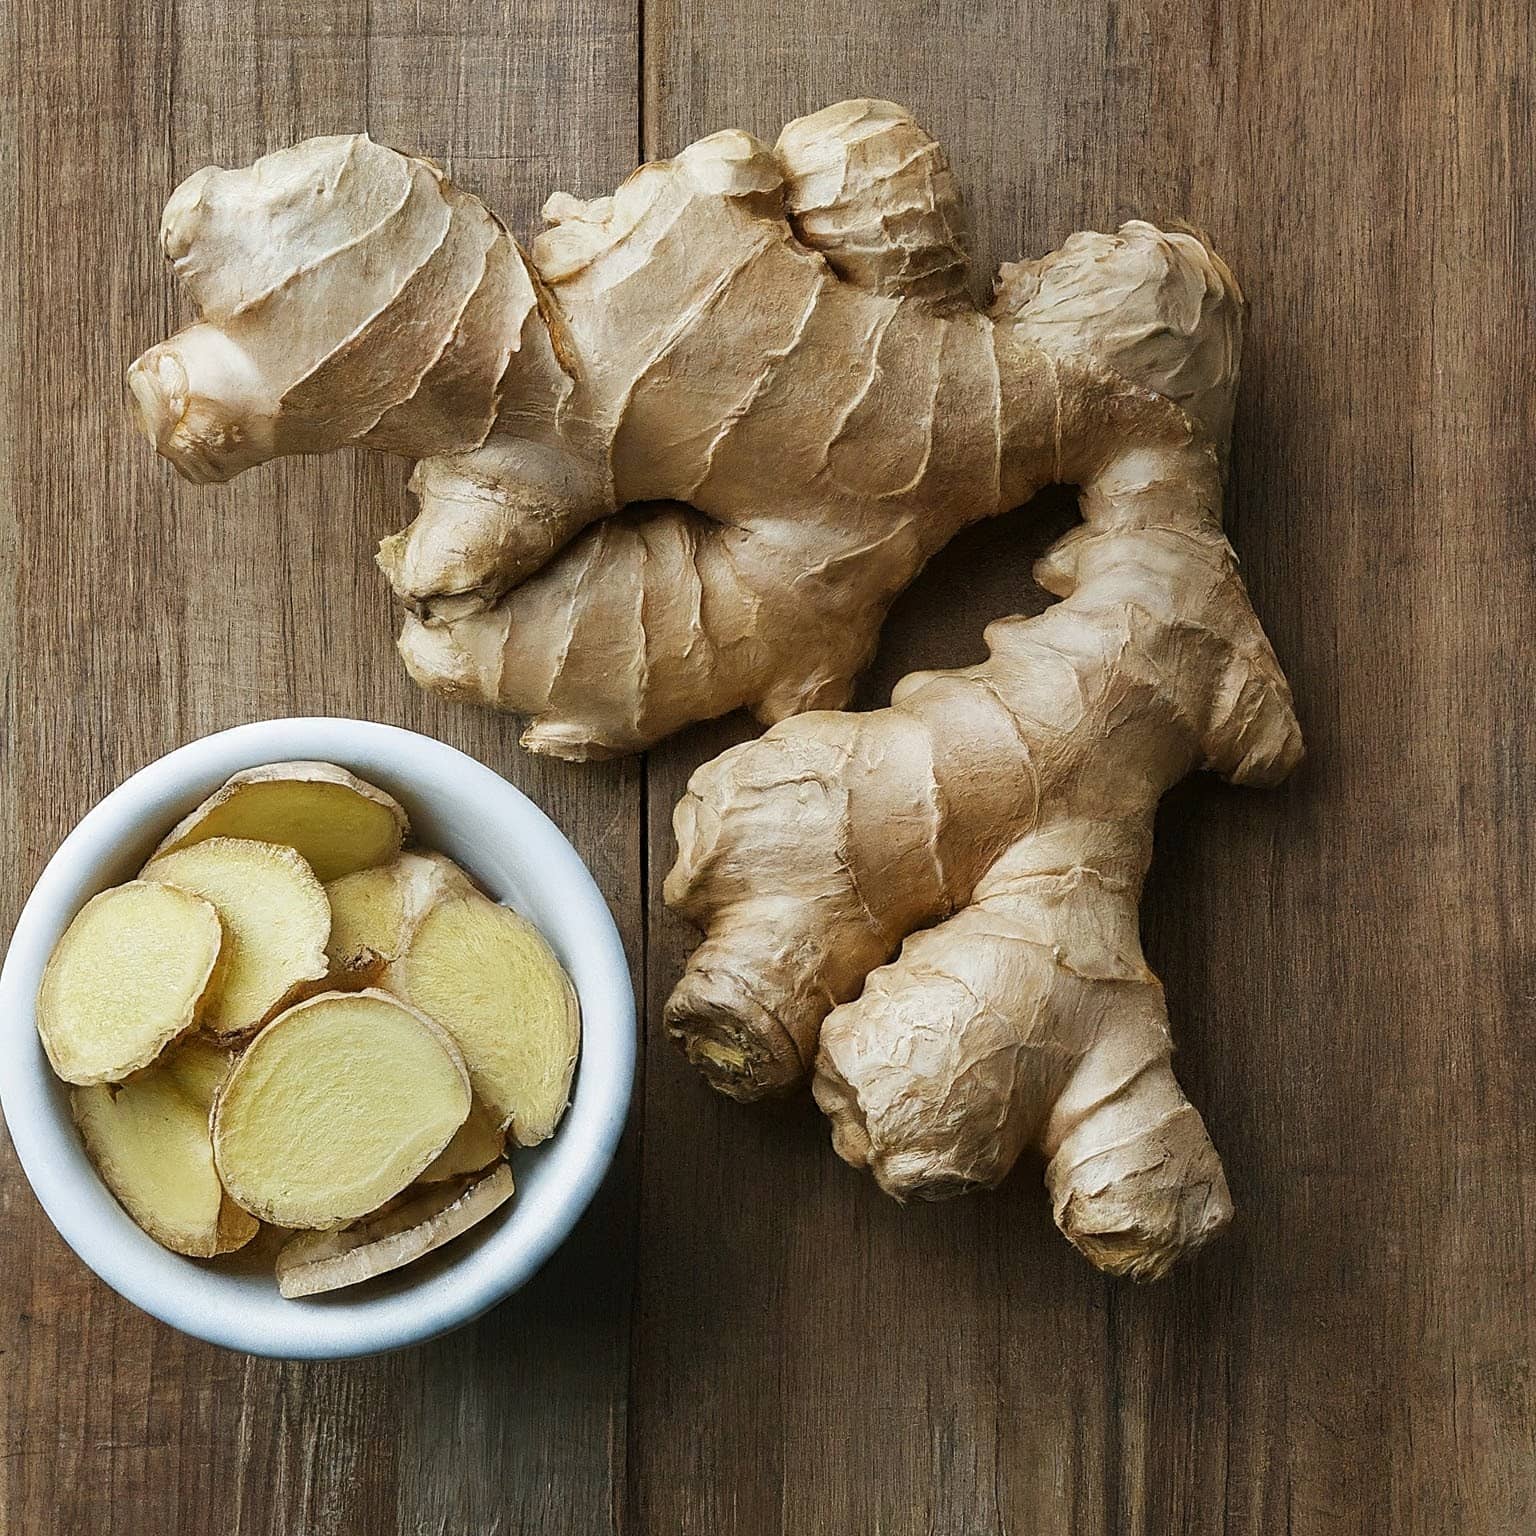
3;2;1533;1531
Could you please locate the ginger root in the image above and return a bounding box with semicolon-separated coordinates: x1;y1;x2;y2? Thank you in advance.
153;761;408;882
666;559;1300;1277
142;837;331;1036
123;105;1302;1277
37;880;224;1084
212;989;471;1228
72;1038;256;1257
132;100;1267;760
656;121;1304;1280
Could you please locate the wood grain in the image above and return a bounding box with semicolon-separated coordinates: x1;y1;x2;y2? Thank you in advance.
3;1;1535;1531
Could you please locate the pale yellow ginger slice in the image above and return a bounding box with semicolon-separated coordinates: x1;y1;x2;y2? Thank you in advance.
152;761;409;882
328;849;578;1143
275;1163;514;1299
212;989;471;1228
73;1038;256;1257
417;1097;507;1182
37;881;224;1085
161;1035;239;1104
142;838;330;1036
323;850;470;972
324;864;404;972
383;881;580;1146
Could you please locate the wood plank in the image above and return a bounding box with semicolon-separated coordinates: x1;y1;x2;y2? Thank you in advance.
4;10;210;1532
635;10;1152;1533
638;2;1536;1533
1;4;639;1534
0;15;17;1531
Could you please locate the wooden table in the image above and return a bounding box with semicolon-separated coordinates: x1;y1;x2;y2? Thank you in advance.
3;2;1532;1530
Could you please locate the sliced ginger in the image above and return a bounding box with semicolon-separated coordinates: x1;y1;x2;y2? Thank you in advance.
324;850;468;973
418;1097;507;1182
329;851;580;1145
142;838;330;1036
212;989;471;1228
37;772;583;1290
38;881;224;1084
275;1163;514;1298
160;1035;239;1105
152;761;409;882
73;1037;256;1257
377;867;579;1146
324;863;405;972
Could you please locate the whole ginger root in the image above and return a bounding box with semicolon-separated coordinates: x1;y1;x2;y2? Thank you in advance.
131;99;1275;764
131;103;1303;1274
666;521;1301;1277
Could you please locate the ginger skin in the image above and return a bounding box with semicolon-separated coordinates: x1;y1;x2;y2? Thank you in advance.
132;100;1258;761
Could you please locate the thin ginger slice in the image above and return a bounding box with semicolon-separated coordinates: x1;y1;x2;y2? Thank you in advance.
417;1097;507;1182
161;1035;239;1104
276;1163;514;1298
212;989;471;1228
324;863;404;973
323;850;470;973
151;761;409;882
38;881;224;1085
73;1037;256;1257
383;883;580;1146
142;838;330;1036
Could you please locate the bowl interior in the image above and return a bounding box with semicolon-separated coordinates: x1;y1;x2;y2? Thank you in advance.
0;719;634;1358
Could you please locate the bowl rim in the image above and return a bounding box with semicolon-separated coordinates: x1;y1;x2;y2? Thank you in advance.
0;717;635;1359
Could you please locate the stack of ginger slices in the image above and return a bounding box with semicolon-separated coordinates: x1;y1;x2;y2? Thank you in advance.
36;762;580;1299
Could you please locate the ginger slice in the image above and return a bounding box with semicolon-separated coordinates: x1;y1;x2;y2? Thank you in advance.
275;1163;514;1299
324;850;470;973
162;1035;239;1104
142;838;330;1036
383;880;580;1146
324;864;404;973
73;1037;256;1257
329;850;579;1144
151;761;409;882
212;989;471;1228
417;1097;507;1182
37;880;224;1085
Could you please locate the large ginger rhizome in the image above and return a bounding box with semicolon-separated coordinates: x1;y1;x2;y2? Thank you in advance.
131;99;1302;1277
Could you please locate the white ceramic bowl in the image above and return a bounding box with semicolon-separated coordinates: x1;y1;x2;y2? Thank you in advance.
0;718;635;1358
